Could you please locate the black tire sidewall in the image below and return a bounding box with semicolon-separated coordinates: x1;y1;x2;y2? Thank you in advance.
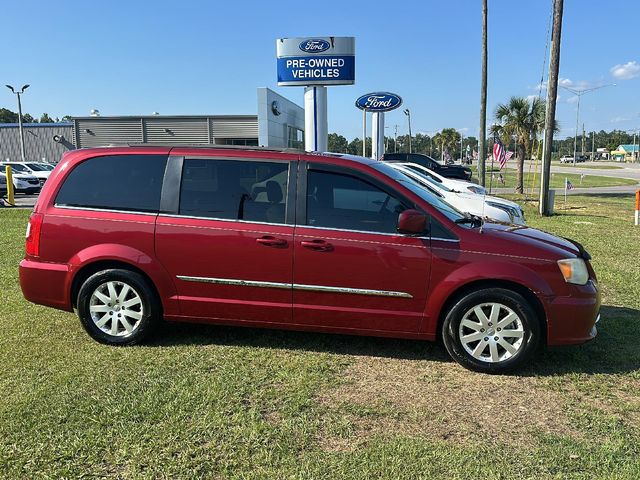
442;288;540;374
77;269;159;345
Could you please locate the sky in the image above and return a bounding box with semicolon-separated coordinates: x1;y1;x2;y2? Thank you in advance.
2;0;639;141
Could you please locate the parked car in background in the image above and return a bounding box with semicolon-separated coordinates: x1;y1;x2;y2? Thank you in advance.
20;146;599;373
1;162;51;186
382;153;473;180
559;155;574;163
0;164;41;194
389;163;526;225
394;162;487;195
0;172;7;197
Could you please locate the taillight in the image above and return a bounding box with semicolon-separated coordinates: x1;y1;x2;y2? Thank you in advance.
25;213;43;257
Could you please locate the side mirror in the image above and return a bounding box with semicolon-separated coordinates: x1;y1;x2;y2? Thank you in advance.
397;209;427;235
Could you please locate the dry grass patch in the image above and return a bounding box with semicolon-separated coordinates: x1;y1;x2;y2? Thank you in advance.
317;356;580;451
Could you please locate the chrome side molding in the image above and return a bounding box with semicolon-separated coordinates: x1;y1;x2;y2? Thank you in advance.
176;275;413;299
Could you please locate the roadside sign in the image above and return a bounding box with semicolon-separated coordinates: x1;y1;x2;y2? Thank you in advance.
276;37;355;86
355;92;403;112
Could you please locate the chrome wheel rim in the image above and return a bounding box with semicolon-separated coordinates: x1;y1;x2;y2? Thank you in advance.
458;302;525;363
89;281;144;337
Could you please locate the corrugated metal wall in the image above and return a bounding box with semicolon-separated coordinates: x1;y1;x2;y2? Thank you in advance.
144;118;209;144
73;116;259;147
0;123;74;163
75;118;143;147
210;117;259;139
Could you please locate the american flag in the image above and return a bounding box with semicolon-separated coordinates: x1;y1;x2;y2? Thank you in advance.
565;178;575;191
493;136;513;169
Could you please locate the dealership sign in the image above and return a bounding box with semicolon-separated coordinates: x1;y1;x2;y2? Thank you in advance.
276;37;355;86
355;92;403;112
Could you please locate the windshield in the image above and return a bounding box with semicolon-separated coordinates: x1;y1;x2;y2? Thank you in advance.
402;163;443;183
4;163;29;173
371;163;465;222
26;163;47;171
392;164;454;193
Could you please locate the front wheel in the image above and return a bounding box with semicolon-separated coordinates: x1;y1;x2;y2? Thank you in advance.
77;269;161;345
442;288;541;374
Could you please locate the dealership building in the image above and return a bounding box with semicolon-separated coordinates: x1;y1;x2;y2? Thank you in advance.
0;88;304;162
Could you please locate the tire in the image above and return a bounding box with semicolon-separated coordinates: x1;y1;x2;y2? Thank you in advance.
76;269;161;345
441;288;541;374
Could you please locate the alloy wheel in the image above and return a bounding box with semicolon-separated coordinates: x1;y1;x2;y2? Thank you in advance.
458;302;525;363
89;281;144;337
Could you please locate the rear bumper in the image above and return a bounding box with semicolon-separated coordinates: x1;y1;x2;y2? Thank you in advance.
545;282;601;346
19;259;73;311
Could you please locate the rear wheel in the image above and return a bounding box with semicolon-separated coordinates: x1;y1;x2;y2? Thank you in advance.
77;269;161;345
442;288;541;374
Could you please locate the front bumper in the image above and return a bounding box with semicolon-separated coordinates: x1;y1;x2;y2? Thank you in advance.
545;281;601;346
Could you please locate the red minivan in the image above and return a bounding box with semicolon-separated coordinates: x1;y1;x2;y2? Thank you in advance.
20;146;600;373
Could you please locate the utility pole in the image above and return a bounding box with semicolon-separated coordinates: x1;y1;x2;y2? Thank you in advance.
560;83;615;164
540;0;564;216
478;0;488;186
582;123;585;156
591;131;595;160
5;84;30;162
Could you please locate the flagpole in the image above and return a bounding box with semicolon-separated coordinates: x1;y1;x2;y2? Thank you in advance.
489;154;494;194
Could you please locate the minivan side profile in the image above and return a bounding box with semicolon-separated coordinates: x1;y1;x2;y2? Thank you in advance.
20;146;600;373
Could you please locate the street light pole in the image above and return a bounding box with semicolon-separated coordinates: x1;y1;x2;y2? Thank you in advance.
560;83;616;165
394;124;398;153
404;109;412;153
5;84;30;162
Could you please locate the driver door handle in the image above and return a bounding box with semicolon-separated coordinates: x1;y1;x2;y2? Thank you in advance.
300;239;334;252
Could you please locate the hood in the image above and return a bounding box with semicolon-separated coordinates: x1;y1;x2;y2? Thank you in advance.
481;222;581;259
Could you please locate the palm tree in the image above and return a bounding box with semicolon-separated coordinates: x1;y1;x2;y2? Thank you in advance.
433;128;461;162
493;96;548;193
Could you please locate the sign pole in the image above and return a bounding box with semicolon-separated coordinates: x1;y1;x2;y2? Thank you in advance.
371;111;385;160
304;86;328;152
362;108;367;157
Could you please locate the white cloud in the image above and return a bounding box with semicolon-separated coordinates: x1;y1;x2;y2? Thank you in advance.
566;96;579;104
610;116;630;123
610;61;640;80
559;77;573;87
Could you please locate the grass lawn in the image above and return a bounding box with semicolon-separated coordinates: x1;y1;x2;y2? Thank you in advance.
1;197;639;478
469;167;637;191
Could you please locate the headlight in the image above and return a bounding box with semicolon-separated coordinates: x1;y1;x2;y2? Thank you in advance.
485;201;516;222
557;258;589;285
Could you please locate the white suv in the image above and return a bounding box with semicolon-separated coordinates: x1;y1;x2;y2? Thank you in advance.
390;163;526;225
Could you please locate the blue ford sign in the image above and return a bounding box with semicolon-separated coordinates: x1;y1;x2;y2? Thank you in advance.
299;39;331;53
276;37;355;86
355;92;403;112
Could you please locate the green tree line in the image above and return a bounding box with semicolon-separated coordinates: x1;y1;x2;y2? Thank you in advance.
0;107;71;124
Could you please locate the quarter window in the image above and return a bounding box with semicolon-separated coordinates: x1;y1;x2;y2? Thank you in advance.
306;170;408;233
55;154;167;212
179;159;289;223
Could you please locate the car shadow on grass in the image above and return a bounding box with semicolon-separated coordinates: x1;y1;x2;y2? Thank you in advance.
147;304;639;375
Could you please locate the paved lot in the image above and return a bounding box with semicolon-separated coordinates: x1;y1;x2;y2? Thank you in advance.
1;194;39;209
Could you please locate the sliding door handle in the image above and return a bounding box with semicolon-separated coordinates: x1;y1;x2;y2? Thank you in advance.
300;239;334;251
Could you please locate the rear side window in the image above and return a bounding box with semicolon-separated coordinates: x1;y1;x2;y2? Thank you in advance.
306;170;408;233
56;155;167;212
179;159;289;224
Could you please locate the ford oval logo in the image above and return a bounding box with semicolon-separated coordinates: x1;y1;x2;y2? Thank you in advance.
355;92;403;112
299;39;331;53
